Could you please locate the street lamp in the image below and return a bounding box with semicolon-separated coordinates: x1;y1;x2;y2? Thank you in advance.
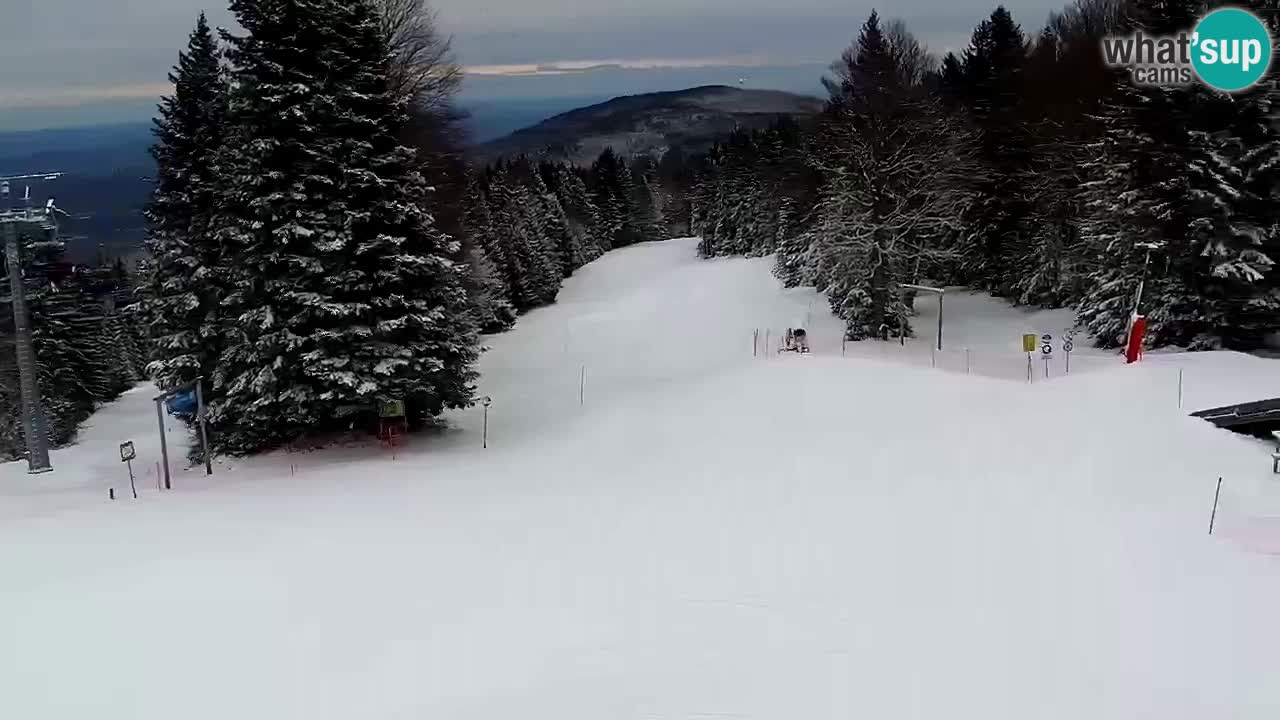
902;284;946;351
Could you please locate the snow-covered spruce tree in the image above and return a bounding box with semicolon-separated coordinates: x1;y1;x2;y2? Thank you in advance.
590;148;637;248
690;146;726;257
691;116;813;261
773;205;825;290
1078;0;1278;350
552;164;605;265
31;272;126;445
481;170;531;309
1004;1;1135;309
464;174;510;296
82;262;149;397
513;182;564;305
211;0;348;448
1075;90;1148;348
526;163;577;277
1010;26;1089;307
305;0;482;431
0;348;18;458
713;129;763;256
210;0;479;452
144;12;229;394
1;235;145;453
722;166;763;255
461;174;516;332
749;120;806;257
810;11;974;341
463;242;517;334
1214;0;1280;348
537;161;592;274
950;6;1031;296
483;168;561;311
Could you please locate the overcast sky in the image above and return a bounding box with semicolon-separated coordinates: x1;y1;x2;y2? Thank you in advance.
0;0;1066;129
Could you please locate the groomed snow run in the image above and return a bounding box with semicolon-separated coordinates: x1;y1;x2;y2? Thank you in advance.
3;237;1279;719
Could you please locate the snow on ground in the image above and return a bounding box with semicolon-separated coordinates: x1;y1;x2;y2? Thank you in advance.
0;384;194;521
3;237;1280;720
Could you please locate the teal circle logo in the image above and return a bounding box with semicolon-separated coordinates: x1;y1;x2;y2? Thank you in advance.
1191;8;1272;91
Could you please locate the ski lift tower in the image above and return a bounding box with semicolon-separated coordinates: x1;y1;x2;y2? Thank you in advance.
1;172;65;474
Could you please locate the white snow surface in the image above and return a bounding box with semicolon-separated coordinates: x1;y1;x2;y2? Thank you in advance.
3;237;1280;719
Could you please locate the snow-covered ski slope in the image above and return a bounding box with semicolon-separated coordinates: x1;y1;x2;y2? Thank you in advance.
3;237;1280;720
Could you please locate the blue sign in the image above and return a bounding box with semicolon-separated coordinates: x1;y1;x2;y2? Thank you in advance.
165;390;197;416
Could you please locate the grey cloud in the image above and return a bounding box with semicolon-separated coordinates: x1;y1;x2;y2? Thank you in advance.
0;0;1065;128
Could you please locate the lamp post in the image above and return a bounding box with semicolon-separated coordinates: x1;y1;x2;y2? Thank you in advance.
902;284;946;351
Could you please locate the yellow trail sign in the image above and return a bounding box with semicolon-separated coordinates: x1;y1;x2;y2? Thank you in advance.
1022;334;1037;353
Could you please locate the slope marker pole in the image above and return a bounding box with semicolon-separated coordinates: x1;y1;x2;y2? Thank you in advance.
1209;476;1223;535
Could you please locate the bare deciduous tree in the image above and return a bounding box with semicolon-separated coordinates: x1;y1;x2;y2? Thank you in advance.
884;20;935;89
375;0;462;113
373;0;471;242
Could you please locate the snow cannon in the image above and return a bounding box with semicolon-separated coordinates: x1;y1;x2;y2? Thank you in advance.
1125;316;1147;364
778;328;811;354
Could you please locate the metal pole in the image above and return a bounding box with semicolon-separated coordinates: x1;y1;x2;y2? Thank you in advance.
483;405;488;449
1134;247;1153;317
156;399;171;490
1178;369;1184;409
3;221;52;474
579;365;585;406
1209;476;1223;535
1128;244;1161;348
936;291;944;352
126;458;137;499
196;378;212;475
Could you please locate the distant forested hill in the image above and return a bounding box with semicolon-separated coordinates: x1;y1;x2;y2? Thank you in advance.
474;85;822;164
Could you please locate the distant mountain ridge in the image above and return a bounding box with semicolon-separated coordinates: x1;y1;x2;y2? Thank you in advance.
473;85;823;164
